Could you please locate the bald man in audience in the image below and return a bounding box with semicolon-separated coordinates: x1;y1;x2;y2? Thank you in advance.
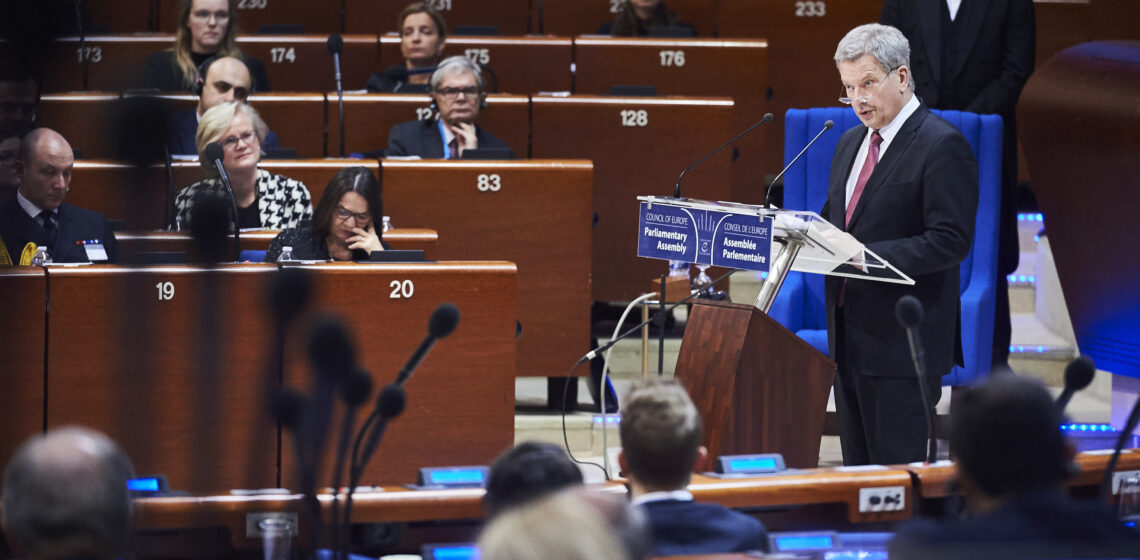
619;380;768;556
165;56;279;156
0;128;120;263
2;427;135;560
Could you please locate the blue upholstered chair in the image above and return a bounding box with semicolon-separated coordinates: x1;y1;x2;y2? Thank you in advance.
769;108;1003;386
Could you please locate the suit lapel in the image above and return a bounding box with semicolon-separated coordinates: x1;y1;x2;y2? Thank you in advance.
919;0;942;88
423;120;445;159
52;204;72;258
830;129;864;230
949;0;988;80
847;107;929;229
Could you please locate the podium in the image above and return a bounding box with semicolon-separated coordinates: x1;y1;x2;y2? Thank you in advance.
636;196;913;468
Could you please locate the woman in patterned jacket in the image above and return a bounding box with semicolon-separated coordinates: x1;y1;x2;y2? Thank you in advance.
174;101;312;230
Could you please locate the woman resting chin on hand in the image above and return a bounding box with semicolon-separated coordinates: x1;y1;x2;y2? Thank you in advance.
266;167;388;262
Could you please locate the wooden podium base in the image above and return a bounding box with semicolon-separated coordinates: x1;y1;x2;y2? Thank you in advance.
674;300;835;468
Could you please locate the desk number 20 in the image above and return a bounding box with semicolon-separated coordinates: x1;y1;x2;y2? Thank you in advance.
155;281;175;301
389;279;414;299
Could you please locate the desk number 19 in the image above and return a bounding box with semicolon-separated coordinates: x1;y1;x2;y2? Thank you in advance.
156;281;175;301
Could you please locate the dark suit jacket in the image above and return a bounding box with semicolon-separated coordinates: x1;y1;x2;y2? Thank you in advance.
823;104;977;378
0;198;120;264
385;119;514;159
166;109;280;156
640;499;769;556
881;0;1035;117
890;490;1140;559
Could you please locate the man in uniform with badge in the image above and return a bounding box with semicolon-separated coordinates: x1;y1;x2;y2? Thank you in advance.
0;128;120;264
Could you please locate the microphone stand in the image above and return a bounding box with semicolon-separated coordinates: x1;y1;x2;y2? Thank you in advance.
210;155;241;262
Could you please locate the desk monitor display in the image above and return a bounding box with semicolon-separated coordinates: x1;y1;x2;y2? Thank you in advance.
460;148;513;160
715;453;786;475
415;466;490;489
369;250;426;262
127;475;170;496
422;543;479;560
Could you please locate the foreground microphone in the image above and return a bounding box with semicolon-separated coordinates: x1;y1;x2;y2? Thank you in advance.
896;295;937;463
328;34;346;157
395;303;461;385
1101;392;1140;501
673;112;773;199
1056;356;1095;414
764;120;834;208
202;141;240;261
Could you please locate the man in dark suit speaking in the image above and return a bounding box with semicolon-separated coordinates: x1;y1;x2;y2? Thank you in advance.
0;128;120;264
825;24;977;465
385;56;513;159
619;380;768;556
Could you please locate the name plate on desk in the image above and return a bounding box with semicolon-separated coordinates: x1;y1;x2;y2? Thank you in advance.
637;200;772;272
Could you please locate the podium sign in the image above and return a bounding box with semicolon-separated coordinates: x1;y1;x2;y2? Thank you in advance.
637;200;772;273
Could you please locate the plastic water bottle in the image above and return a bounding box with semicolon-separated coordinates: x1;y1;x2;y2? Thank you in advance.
382;216;392;233
30;247;50;266
174;215;183;232
277;246;294;263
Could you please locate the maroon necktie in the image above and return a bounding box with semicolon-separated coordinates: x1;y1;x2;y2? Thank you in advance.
448;138;459;159
845;131;883;226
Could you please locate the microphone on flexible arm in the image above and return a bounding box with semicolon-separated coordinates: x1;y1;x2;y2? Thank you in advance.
1100;379;1140;501
896;295;937;464
329;365;373;560
327;34;346;157
764;119;834;208
202;142;240;261
673;113;773;199
163;143;175;229
1056;356;1095;414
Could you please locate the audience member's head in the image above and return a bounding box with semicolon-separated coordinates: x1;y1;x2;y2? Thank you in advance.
195;101;267;172
0;125;27;200
312;166;384;248
834;23;914;131
196;56;252;115
397;2;447;69
479;488;650;560
484;441;584;517
429;56;487;127
15;128;73;212
0;76;38;131
949;375;1072;513
174;0;241;90
619;380;705;495
2;427;135;560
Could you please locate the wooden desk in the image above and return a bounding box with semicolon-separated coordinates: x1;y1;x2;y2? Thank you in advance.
116;229;440;261
381;160;594;378
38;93;126;159
0;268;47;471
235;36;380;93
326;94;530;158
41;35;169;92
40;262;517;493
533;0;715;37
82;0;152;33
902;450;1140;500
343;0;530;35
571;38;772;203
379;35;573;94
531;95;734;301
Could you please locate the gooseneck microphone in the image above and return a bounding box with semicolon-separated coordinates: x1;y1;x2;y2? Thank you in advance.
673;113;774;199
765;120;834;208
202;141;240;261
328;34;346;157
1056;356;1095;414
1100;390;1140;501
896;295;937;464
397;302;461;384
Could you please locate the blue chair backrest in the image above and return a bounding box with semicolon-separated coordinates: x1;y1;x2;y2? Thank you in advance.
781;107;1003;385
239;249;268;263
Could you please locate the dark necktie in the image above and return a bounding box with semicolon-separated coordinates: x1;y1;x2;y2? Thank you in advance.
448;138;459;159
845;131;883;226
39;210;57;247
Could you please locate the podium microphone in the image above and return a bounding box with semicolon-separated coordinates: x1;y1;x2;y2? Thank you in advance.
328;34;346;157
896;295;937;464
1056;356;1095;414
764;120;834;208
202;142;239;261
673;112;773;199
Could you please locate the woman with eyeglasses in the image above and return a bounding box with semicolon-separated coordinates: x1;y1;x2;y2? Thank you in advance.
366;2;448;93
139;0;271;93
174;102;311;230
598;0;695;37
266;167;387;262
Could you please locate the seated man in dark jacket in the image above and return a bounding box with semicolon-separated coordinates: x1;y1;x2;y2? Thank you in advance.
384;56;513;159
890;375;1140;559
0;128;119;264
165;56;279;156
619;380;768;556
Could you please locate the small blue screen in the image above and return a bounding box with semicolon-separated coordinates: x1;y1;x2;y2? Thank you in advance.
127;478;160;492
430;469;485;485
430;546;479;559
825;551;888;560
775;535;835;551
728;457;777;471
